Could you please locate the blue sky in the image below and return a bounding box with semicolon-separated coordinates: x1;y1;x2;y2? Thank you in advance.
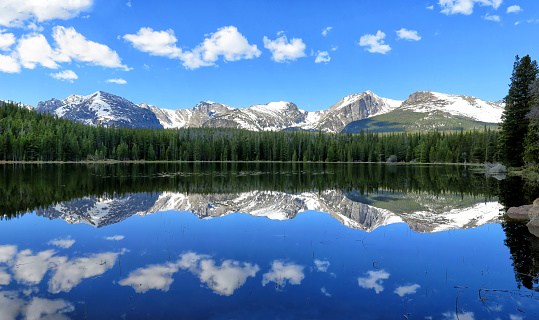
0;0;538;111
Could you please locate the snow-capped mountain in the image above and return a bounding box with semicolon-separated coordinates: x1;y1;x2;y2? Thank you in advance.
315;91;402;133
35;189;502;233
202;101;312;131
142;101;235;129
400;91;504;123
32;89;504;132
37;91;163;129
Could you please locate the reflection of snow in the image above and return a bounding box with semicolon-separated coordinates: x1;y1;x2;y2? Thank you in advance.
357;270;390;294
48;238;75;249
314;259;330;272
262;261;305;287
120;252;260;296
394;284;420;297
49;252;120;293
0;291;74;320
119;262;179;293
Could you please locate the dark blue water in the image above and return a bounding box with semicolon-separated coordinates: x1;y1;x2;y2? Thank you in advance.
0;163;538;319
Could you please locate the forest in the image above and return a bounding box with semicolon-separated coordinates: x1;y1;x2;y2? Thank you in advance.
0;100;499;164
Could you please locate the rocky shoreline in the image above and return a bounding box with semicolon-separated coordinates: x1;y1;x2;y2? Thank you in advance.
506;198;539;237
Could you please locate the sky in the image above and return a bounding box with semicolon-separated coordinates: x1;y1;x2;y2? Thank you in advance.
0;0;538;111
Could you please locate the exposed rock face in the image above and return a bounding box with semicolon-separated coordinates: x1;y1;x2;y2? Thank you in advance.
402;91;436;105
317;91;400;133
37;91;163;129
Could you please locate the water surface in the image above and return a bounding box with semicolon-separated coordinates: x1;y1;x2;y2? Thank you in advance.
1;163;538;319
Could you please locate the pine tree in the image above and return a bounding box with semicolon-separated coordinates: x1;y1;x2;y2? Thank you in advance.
524;79;539;164
499;55;539;167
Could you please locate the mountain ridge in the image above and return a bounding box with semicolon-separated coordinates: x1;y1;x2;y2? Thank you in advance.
20;90;505;133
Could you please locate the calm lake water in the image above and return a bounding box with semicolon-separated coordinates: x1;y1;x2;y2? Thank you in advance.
1;163;539;319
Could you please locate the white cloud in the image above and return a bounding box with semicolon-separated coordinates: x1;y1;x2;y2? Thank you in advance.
0;245;17;263
322;27;333;36
331;45;338;51
13;249;66;285
106;78;127;84
507;5;522;14
359;31;391;54
26;22;44;32
314;51;330;64
105;235;125;241
124;26;260;70
483;13;501;21
22;297;74;320
123;27;183;58
126;1;132;7
263;32;306;63
53;26;129;70
262;260;304;288
15;33;61;69
0;291;22;319
321;287;331;297
48;237;76;248
0;292;73;320
396;28;421;41
314;259;330;272
0;30;16;50
438;0;503;15
48;252;120;293
0;267;11;285
177;252;259;296
119;262;179;293
357;270;390;294
427;5;435;10
0;0;92;27
441;311;475;320
0;54;19;73
394;284;420;297
120;252;260;296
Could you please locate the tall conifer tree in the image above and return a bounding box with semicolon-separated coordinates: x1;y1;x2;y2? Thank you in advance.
499;55;539;167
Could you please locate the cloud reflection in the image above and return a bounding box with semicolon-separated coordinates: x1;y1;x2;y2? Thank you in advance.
0;245;17;263
394;284;420;297
120;252;260;296
314;259;330;272
48;252;120;293
357;270;390;294
0;268;10;286
105;235;125;241
262;260;305;288
0;291;74;320
48;238;75;249
441;311;475;320
119;262;179;293
13;250;67;285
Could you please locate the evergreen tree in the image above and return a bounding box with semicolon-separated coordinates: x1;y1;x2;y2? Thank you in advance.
499;55;539;167
524;79;539;164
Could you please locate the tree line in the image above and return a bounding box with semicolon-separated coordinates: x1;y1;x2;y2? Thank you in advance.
0;100;499;163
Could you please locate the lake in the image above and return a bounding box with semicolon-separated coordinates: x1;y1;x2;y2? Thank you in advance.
1;163;538;319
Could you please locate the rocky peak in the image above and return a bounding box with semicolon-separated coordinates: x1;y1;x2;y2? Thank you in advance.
403;91;436;105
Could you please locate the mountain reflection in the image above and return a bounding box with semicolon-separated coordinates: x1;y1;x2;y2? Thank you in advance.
0;163;506;232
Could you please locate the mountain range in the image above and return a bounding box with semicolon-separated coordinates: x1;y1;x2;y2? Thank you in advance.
13;90;504;133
